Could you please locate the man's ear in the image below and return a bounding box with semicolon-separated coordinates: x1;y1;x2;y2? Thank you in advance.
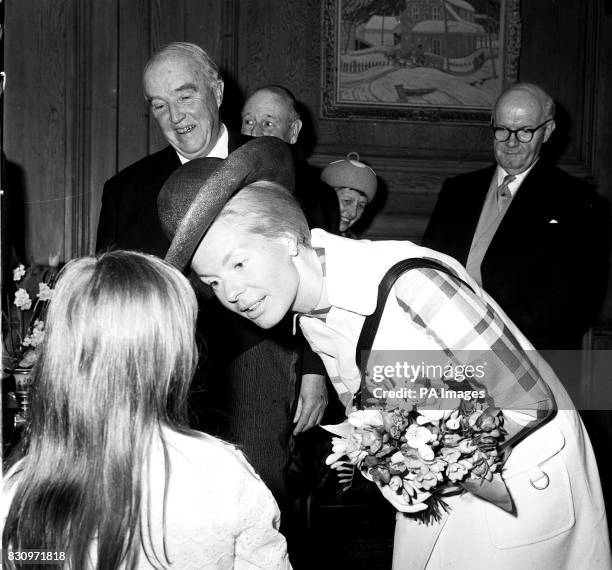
279;232;300;256
288;119;303;145
214;80;225;107
542;119;556;143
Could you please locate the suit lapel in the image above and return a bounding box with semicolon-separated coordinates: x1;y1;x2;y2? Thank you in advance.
163;146;181;172
153;146;181;183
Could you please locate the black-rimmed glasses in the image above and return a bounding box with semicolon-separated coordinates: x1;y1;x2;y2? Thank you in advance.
492;119;553;143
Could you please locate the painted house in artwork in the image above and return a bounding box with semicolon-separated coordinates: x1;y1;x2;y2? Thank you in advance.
355;15;401;47
399;0;486;64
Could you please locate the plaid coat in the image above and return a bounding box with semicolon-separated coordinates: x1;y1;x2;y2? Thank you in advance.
300;230;610;570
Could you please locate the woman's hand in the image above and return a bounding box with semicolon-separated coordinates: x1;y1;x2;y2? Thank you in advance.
330;460;355;491
375;480;431;513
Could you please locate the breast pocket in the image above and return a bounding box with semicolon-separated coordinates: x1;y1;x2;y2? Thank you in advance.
484;454;575;549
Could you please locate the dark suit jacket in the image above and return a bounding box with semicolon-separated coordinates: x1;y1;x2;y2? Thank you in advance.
422;160;609;350
96;132;250;257
292;147;340;233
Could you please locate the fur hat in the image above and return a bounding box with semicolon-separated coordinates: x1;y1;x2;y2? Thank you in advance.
158;136;295;271
320;152;377;202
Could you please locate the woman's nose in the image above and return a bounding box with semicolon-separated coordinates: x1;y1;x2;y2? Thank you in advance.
225;281;245;303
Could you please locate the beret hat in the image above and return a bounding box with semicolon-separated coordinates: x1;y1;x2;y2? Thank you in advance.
320;152;377;202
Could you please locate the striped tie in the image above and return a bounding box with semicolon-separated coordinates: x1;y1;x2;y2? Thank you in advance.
497;174;516;212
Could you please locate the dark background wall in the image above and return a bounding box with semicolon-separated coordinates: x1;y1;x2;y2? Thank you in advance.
4;0;612;335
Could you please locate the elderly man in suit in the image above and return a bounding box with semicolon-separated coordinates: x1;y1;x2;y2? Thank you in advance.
422;82;607;352
95;45;328;559
97;42;251;257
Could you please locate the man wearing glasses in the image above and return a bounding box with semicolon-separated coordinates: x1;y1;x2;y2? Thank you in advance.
422;82;608;352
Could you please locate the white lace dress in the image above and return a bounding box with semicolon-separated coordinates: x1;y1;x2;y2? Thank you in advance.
2;428;291;569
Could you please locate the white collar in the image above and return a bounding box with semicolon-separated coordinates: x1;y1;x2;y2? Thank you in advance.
495;159;538;196
310;229;426;315
176;123;229;164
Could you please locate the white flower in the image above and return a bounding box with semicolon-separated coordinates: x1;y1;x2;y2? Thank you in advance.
347;409;384;429
37;282;53;301
406;424;435;461
23;320;45;347
446;418;460;430
416;409;446;425
457;439;477;454
406;424;433;448
388;450;403;463
445;410;461;430
417;445;435;461
14;288;32;310
325;435;367;466
389;475;403;492
13;264;26;281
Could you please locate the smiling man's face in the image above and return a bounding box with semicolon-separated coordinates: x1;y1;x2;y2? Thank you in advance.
144;53;224;160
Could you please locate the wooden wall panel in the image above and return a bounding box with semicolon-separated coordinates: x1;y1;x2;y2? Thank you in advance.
118;0;150;171
148;0;187;152
84;1;119;255
5;0;237;262
5;0;74;265
519;0;598;170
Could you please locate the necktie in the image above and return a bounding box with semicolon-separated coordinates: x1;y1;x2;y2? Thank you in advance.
497;174;516;212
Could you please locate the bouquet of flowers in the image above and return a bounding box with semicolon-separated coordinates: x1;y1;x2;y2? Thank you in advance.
323;398;512;525
2;261;58;370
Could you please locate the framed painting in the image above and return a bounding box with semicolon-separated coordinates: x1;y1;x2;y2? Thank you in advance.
321;0;521;123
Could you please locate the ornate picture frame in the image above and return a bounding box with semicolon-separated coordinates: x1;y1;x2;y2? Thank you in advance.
321;0;521;124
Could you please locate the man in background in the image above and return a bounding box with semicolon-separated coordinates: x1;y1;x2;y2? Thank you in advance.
241;84;302;144
422;82;608;352
241;84;340;233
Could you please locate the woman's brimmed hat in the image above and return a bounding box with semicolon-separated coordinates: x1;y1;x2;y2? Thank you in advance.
158;137;295;271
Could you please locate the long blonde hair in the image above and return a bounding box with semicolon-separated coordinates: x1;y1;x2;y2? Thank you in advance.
3;251;198;569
